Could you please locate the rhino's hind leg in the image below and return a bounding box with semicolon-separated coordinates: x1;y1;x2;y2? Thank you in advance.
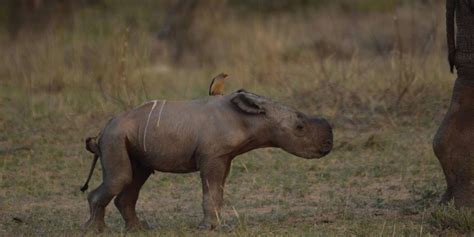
114;160;152;231
83;184;112;232
83;139;133;232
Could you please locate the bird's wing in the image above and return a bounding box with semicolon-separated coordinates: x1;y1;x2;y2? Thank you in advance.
209;77;216;95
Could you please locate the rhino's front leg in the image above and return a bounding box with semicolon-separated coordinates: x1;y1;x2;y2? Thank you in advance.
198;157;231;230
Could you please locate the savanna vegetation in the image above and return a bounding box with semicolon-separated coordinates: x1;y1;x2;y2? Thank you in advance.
1;0;473;235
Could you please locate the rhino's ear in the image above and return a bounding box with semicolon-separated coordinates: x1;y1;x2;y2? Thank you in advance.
231;93;265;115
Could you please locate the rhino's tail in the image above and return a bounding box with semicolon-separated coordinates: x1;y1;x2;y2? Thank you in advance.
80;136;101;192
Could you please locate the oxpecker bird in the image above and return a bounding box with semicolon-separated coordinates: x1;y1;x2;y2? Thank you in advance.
209;73;229;96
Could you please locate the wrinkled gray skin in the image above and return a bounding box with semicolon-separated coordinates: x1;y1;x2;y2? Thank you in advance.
82;90;333;232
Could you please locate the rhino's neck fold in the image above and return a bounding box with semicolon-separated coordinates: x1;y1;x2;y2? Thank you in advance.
231;116;276;157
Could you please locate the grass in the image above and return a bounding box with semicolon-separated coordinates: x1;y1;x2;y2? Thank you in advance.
1;0;473;236
430;202;474;234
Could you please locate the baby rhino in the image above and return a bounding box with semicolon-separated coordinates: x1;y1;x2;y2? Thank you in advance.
81;89;333;232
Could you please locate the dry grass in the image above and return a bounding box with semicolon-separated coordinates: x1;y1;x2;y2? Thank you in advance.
430;202;474;234
1;1;470;236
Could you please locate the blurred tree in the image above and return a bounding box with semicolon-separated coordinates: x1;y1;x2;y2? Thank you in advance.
6;0;104;40
156;0;198;63
156;0;225;64
227;0;327;12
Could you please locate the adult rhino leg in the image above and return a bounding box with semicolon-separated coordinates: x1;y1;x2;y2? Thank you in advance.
452;160;474;208
198;157;231;230
114;160;152;231
434;77;474;208
83;138;133;232
433;111;456;204
451;77;474;208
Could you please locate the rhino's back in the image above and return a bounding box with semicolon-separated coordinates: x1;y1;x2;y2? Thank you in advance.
121;96;238;172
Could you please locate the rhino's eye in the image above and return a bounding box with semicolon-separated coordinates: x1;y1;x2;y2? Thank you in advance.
294;122;305;137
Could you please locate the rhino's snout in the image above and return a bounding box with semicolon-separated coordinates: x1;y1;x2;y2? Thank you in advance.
311;117;333;157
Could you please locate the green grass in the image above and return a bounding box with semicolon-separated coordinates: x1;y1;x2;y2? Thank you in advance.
1;1;472;236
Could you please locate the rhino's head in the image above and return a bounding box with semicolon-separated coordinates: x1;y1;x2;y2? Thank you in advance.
230;90;333;159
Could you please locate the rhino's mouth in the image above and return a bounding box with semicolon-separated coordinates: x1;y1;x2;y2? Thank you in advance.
297;136;332;159
300;141;332;159
297;149;329;159
319;139;333;155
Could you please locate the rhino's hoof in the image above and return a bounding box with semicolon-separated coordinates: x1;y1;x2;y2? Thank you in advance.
82;220;106;233
197;222;215;230
216;223;233;232
140;220;152;230
440;189;454;204
126;220;152;231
